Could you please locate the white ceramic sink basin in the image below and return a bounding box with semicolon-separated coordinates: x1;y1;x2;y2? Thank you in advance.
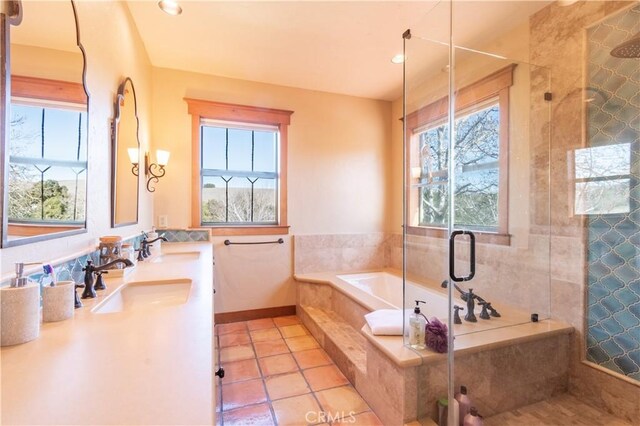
92;279;192;314
150;251;201;263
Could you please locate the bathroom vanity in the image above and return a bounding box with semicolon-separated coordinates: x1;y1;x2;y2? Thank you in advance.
0;242;214;425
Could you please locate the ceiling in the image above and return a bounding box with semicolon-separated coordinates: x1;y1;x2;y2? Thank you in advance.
126;1;552;101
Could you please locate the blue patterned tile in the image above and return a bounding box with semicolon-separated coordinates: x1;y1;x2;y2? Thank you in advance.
614;356;639;374
613;334;640;352
601;294;625;314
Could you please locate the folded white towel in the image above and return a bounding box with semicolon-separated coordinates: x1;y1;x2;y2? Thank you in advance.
365;309;407;336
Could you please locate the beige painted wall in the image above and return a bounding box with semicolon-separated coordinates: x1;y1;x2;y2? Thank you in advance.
151;67;391;234
0;2;153;277
150;67;391;313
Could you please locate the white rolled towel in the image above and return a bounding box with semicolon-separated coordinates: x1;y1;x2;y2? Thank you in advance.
365;309;409;336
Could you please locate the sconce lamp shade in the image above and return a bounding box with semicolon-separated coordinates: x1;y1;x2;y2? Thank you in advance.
156;150;170;167
128;148;139;165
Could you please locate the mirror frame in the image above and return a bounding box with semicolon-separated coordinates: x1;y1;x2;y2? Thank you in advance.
111;77;140;228
0;0;90;248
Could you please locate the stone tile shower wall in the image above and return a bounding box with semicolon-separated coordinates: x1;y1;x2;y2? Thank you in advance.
585;4;640;382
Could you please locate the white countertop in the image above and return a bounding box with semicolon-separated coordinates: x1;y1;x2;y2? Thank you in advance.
1;242;214;425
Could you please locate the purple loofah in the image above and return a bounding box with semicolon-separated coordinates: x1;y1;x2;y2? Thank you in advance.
425;317;448;353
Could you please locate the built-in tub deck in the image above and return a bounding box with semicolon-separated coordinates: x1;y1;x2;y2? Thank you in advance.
294;269;574;424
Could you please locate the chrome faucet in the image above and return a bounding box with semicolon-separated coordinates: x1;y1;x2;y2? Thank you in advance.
11;262;42;287
81;258;133;299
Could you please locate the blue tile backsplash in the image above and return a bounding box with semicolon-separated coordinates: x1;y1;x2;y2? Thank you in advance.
0;229;209;289
585;5;640;382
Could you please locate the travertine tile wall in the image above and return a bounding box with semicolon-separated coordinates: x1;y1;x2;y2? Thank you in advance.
529;1;640;422
293;233;390;274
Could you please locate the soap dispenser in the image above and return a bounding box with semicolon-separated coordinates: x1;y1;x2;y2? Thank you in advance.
409;300;427;349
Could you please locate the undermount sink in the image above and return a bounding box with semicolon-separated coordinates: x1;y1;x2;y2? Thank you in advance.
150;251;201;263
92;279;192;314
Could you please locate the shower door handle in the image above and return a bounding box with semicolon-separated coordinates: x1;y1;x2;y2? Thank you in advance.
449;230;476;282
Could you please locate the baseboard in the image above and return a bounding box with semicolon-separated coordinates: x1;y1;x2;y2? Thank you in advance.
215;305;297;324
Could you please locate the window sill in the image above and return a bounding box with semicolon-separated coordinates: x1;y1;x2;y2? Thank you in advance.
207;225;290;236
407;226;511;246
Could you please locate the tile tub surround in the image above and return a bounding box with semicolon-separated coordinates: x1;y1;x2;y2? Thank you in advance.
215;316;383;426
295;274;574;425
529;0;640;421
293;233;390;274
1;243;214;425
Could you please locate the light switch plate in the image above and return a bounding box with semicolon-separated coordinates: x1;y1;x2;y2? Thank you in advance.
158;215;168;228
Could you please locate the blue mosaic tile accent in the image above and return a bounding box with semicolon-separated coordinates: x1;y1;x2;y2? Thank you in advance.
1;233;146;289
586;5;640;383
159;229;210;242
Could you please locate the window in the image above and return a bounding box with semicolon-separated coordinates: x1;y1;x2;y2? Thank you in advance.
186;99;293;235
406;64;514;242
8;76;88;235
573;143;631;215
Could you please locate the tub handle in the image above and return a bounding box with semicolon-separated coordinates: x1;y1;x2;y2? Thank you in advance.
449;230;476;282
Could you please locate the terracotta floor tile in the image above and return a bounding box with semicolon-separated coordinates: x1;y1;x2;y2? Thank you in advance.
250;328;283;342
333;411;383;425
254;339;290;358
223;358;261;383
247;318;276;331
219;331;251;348
303;364;349;391
285;335;320;352
293;348;333;369
222;403;275;426
315;386;369;416
273;315;301;327
272;393;322;426
222;379;267;411
279;324;309;338
217;322;247;335
220;344;255;363
264;371;310;400
258;353;299;376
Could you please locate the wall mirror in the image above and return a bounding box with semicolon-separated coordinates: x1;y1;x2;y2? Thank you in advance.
111;77;139;227
1;0;89;247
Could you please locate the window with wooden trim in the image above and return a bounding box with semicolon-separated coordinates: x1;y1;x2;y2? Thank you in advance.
406;64;514;241
8;76;88;233
186;99;293;235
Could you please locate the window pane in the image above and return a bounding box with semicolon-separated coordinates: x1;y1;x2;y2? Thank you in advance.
227;128;252;171
418;103;501;230
253;178;277;222
254;131;277;173
8;165;86;222
419;185;449;227
575;179;630;215
202;126;227;170
574;143;630;179
10;105;44;158
43;108;86;161
202;176;227;223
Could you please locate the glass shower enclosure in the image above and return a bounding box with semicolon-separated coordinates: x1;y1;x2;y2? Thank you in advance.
402;1;554;423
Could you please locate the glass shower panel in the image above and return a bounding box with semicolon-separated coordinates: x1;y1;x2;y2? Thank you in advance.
403;2;553;423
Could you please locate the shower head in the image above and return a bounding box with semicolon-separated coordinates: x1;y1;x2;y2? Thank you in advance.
610;31;640;58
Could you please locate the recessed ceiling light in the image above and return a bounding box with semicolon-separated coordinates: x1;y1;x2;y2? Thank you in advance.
391;54;405;64
158;0;182;16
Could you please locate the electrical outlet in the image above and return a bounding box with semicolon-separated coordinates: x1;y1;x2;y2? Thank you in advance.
158;215;168;228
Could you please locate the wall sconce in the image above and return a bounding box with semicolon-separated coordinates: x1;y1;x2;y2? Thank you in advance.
128;148;140;176
146;149;170;193
127;148;170;192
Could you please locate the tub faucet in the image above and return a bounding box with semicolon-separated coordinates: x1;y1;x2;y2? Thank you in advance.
464;288;477;322
453;305;464;324
442;280;499;320
81;258;133;299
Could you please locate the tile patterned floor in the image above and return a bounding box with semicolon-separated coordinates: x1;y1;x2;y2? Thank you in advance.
215;316;383;426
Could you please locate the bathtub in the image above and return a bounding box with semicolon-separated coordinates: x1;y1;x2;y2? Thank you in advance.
335;271;533;333
337;271;453;320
